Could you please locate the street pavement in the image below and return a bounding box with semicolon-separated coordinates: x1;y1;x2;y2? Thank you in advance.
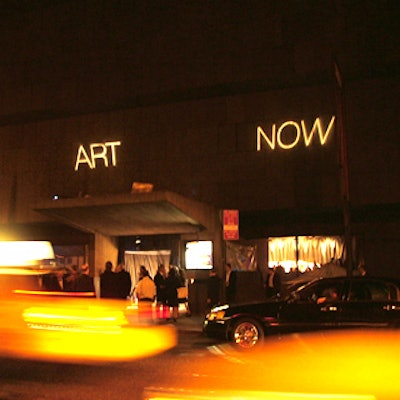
174;314;204;333
164;314;224;353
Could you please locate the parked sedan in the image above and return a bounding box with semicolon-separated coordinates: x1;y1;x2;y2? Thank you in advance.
203;276;400;349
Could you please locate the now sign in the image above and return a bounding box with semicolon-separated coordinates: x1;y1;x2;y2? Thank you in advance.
257;116;335;151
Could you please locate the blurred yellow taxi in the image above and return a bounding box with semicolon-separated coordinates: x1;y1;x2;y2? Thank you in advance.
0;240;176;363
0;290;176;363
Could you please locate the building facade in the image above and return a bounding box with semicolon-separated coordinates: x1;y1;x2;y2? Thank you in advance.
1;1;399;310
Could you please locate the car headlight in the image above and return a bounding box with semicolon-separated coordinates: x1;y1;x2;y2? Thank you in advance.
207;305;229;321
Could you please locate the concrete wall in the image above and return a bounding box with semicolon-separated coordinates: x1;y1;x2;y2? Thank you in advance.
0;2;399;279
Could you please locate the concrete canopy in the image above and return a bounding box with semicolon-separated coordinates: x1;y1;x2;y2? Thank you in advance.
35;191;211;237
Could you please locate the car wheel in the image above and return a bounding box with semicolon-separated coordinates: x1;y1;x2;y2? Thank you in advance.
231;318;264;349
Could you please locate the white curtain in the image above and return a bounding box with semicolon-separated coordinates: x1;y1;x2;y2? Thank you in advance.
268;236;344;272
124;250;171;293
298;236;343;266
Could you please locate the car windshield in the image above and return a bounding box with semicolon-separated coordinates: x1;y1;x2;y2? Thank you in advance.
282;281;310;301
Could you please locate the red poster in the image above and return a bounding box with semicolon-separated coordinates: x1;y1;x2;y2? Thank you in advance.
223;209;239;240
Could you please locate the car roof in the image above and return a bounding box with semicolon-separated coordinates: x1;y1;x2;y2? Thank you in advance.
305;275;400;286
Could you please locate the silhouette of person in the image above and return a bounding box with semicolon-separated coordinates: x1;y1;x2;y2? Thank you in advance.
100;261;119;298
207;268;221;308
154;264;168;319
74;263;95;293
165;267;181;322
115;262;132;299
42;270;64;291
63;264;79;291
225;263;236;303
264;267;277;298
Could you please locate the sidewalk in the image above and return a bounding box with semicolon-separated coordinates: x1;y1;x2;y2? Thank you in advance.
174;315;204;333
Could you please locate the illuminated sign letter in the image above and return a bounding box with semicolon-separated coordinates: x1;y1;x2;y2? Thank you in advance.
90;143;108;167
105;141;121;166
301;116;336;146
75;145;94;170
257;125;276;150
277;121;301;150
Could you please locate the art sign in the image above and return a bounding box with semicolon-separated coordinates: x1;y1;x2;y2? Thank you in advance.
74;141;121;171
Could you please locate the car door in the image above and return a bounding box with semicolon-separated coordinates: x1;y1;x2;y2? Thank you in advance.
340;279;400;327
278;279;345;332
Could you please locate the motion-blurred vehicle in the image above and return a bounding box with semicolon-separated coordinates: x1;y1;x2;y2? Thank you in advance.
0;240;176;363
203;276;400;349
0;291;176;363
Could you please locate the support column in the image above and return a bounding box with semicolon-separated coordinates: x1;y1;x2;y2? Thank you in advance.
93;232;118;297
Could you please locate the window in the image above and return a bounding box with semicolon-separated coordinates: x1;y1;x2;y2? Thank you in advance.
298;281;344;303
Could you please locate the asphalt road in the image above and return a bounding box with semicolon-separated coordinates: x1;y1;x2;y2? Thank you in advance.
3;320;398;400
0;318;229;400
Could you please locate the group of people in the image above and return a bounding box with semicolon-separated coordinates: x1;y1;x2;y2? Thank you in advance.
99;261;132;299
264;264;285;298
42;263;95;293
135;264;189;322
41;261;132;299
42;260;240;317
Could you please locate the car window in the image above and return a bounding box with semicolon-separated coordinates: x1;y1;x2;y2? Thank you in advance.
297;281;344;303
388;284;400;300
369;281;392;301
348;280;396;302
348;281;372;301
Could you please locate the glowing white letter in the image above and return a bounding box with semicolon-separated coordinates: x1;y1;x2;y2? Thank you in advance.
90;143;108;167
74;145;93;171
277;121;301;150
301;116;336;146
105;141;121;166
257;125;276;150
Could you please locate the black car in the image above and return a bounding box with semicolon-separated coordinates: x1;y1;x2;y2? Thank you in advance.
203;276;400;349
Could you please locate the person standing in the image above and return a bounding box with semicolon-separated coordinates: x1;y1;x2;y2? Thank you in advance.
165;267;181;322
273;264;284;297
42;270;64;291
177;267;191;317
115;262;132;299
74;263;95;293
207;268;221;309
225;263;236;303
100;261;119;298
154;264;168;319
264;267;276;298
135;267;156;319
63;264;79;291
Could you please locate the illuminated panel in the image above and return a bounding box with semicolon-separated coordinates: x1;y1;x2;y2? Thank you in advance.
0;241;57;274
0;241;54;266
185;241;213;270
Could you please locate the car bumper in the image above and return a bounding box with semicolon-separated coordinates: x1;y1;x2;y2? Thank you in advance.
203;319;229;339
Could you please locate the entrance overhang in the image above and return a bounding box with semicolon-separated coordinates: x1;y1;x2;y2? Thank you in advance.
35;191;211;237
